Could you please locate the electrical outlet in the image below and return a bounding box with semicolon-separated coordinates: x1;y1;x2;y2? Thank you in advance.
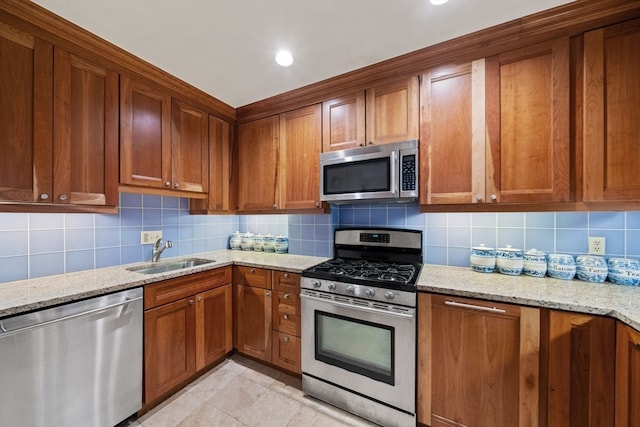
141;231;162;245
588;236;606;255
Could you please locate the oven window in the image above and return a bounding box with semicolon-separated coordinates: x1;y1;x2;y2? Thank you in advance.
323;158;391;195
315;310;394;385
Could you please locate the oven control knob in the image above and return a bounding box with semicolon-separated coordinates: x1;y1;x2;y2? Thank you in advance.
312;280;321;289
327;282;336;291
346;285;355;295
365;288;375;297
384;291;395;300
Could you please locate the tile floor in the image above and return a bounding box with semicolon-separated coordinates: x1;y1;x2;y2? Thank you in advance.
128;355;379;427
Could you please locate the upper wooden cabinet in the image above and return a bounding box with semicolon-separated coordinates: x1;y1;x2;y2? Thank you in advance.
191;115;235;214
120;76;208;197
485;37;571;204
279;104;322;210
322;92;366;151
418;293;540;427
322;76;419;151
616;322;640;427
0;21;118;210
238;104;322;212
582;18;640;203
420;60;485;205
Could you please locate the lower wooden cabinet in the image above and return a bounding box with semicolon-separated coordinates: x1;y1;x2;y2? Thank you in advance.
615;322;640;427
545;310;615;427
234;267;302;373
418;293;540;427
144;268;232;406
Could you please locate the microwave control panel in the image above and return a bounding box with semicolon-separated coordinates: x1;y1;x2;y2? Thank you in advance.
401;154;416;191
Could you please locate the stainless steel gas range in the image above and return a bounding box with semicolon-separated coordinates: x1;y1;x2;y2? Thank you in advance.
300;228;422;427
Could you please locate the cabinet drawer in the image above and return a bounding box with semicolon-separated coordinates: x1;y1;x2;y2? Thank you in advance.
144;267;232;310
272;291;300;336
273;271;300;293
233;266;272;289
272;331;301;374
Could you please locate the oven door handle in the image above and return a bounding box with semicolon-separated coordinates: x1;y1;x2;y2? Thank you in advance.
300;293;414;319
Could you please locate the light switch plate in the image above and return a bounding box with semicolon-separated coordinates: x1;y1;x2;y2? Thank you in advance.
141;231;162;245
588;236;606;255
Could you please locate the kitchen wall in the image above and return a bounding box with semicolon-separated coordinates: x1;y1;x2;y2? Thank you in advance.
1;194;638;283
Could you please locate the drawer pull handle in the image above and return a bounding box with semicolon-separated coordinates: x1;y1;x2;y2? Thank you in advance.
284;336;290;342
445;300;506;314
283;314;289;320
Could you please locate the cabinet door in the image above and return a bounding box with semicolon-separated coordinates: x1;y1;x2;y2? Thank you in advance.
0;23;52;203
583;19;640;202
120;76;171;189
322;92;365;151
144;297;196;404
171;98;208;193
365;76;419;145
419;293;540;427
420;61;486;204
237;116;279;211
279;104;322;210
616;322;640;427
207;115;233;212
547;311;615;427
195;284;232;371
486;38;570;204
235;284;272;362
53;48;118;206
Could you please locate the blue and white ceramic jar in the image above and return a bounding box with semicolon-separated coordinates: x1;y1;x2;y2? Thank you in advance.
470;244;496;273
547;254;576;280
252;234;264;251
496;245;523;276
607;258;640;286
262;234;275;253
575;255;608;283
523;249;547;278
274;235;289;254
229;231;243;250
241;231;254;251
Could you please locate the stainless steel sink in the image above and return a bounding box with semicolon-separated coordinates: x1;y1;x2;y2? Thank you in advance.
127;258;215;274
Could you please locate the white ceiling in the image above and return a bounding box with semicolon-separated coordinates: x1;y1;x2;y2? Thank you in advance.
33;0;574;108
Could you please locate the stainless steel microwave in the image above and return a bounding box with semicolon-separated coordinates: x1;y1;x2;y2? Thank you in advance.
320;140;418;203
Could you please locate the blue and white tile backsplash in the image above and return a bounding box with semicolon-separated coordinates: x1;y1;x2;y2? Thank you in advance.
0;194;639;283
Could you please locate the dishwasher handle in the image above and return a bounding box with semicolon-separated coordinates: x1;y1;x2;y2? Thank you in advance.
0;293;142;336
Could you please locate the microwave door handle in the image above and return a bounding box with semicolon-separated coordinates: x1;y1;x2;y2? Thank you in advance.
390;151;398;196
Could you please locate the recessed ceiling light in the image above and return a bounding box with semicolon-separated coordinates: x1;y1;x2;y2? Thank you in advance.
430;0;449;5
275;50;294;67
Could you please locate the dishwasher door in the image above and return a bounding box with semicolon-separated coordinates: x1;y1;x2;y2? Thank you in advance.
0;287;143;427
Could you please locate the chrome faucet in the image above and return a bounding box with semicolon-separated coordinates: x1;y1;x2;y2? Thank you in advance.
152;238;173;262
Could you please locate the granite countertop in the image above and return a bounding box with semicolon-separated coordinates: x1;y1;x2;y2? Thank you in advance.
417;264;640;332
0;250;328;318
2;252;639;333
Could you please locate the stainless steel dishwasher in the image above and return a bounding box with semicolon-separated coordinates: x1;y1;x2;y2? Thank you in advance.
0;287;143;427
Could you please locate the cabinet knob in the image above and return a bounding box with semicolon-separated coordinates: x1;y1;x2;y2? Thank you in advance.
636;342;640;351
250;268;255;273
165;181;171;187
174;183;180;189
198;296;203;302
59;194;68;201
189;300;194;305
273;204;277;209
284;336;290;342
315;202;320;207
490;194;497;201
359;143;364;147
283;314;289;320
284;273;289;279
475;195;482;201
368;141;374;145
265;291;271;297
284;293;290;299
40;193;49;200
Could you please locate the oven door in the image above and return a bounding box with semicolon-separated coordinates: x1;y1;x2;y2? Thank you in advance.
300;290;415;414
